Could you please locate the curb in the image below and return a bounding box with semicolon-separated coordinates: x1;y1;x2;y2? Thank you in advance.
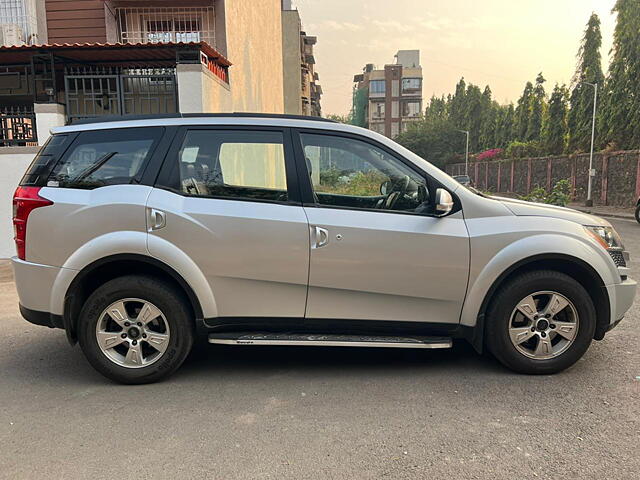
572;208;636;221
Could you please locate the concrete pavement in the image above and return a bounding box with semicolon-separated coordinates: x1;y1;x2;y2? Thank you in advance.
1;219;639;480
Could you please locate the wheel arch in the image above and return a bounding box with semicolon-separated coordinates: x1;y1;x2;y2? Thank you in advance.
63;254;206;344
465;253;610;352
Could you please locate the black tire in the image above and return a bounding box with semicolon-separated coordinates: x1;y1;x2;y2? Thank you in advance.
635;203;640;224
78;275;194;384
486;270;596;374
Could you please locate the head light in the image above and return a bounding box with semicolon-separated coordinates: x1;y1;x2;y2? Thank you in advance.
584;226;624;251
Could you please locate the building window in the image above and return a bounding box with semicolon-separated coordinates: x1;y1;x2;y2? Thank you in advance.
402;78;422;93
369;80;385;95
402;101;422;117
392;80;399;97
116;7;216;46
391;101;399;118
371;102;385;119
0;0;38;45
370;122;385;135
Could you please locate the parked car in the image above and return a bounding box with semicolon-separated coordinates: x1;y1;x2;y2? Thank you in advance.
12;114;636;384
636;197;640;224
453;174;472;186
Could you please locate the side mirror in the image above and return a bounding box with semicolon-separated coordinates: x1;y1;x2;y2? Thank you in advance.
435;188;454;216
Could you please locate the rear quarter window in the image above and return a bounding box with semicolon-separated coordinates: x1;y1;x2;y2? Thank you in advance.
47;127;163;189
20;134;71;186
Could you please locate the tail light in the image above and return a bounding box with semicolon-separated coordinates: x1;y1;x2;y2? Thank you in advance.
12;186;52;260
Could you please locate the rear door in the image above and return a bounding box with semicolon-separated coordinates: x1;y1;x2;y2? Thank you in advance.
147;127;310;318
294;130;470;324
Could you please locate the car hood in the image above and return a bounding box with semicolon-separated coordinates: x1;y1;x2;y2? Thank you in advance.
492;196;610;226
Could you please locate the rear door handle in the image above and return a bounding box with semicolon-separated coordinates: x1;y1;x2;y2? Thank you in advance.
148;208;166;231
310;226;329;249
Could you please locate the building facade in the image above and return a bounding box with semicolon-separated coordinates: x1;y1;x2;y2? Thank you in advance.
352;50;422;138
281;0;321;116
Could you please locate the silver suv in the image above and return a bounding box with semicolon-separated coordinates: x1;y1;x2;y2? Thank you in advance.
12;114;636;384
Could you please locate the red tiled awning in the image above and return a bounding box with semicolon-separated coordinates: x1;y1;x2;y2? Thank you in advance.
0;41;231;67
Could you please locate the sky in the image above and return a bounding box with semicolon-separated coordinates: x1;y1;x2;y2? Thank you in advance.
293;0;617;116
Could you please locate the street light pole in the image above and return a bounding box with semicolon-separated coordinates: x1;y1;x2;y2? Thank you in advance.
458;130;470;175
582;82;598;207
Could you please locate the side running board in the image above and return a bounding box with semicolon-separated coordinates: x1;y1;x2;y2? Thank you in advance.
208;332;452;349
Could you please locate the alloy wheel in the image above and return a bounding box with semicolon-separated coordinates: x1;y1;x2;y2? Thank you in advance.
508;291;579;360
95;298;170;368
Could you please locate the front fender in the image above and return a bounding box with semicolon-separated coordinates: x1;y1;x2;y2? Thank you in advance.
460;231;617;328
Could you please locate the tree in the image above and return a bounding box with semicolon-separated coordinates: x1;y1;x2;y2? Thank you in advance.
495;104;515;148
396;96;465;168
543;84;568;154
479;86;498;150
325;114;350;124
526;72;546;142
601;0;640;149
449;77;467;127
514;82;533;140
567;13;605;152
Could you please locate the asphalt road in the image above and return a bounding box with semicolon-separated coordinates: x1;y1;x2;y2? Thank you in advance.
1;219;639;480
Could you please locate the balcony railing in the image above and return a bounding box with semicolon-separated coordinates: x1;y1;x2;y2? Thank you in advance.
0;106;37;146
116;6;216;47
0;0;39;45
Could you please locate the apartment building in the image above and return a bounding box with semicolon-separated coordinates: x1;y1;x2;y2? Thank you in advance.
352;50;423;138
281;0;322;116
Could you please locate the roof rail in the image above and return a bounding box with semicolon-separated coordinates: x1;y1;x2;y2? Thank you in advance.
69;113;337;125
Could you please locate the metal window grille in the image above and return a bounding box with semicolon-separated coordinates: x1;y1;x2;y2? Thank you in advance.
0;0;38;45
64;67;178;123
0;106;37;146
115;7;216;47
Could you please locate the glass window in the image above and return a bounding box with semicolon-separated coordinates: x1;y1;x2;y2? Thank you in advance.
48;128;162;189
173;130;288;202
369;80;385;94
402;101;422;117
371;102;385;119
300;133;430;214
402;78;422;92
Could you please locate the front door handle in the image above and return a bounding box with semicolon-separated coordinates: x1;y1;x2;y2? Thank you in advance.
148;208;166;231
311;226;329;249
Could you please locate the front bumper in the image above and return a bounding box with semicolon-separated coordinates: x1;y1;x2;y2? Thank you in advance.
601;277;637;336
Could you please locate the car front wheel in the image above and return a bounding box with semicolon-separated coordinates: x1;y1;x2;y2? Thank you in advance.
78;275;194;384
486;270;596;374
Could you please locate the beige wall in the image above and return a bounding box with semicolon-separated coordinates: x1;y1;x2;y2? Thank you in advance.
222;0;284;113
281;9;302;115
177;64;232;114
0;147;39;258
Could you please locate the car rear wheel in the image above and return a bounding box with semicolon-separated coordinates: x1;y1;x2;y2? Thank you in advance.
78;275;194;384
635;203;640;224
486;270;596;374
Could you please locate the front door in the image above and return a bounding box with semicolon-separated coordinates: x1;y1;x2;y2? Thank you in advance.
296;131;470;324
147;127;309;318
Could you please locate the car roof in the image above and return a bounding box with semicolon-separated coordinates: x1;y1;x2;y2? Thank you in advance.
52;113;341;134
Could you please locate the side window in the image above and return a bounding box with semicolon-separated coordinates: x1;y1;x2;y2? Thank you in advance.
300;133;430;214
48;127;162;189
174;130;288;202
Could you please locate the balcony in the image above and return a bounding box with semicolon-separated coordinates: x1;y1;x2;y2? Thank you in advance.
115;6;216;47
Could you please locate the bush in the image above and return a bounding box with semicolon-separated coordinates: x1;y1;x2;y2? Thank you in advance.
505;141;542;159
519;179;571;207
476;148;504;161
